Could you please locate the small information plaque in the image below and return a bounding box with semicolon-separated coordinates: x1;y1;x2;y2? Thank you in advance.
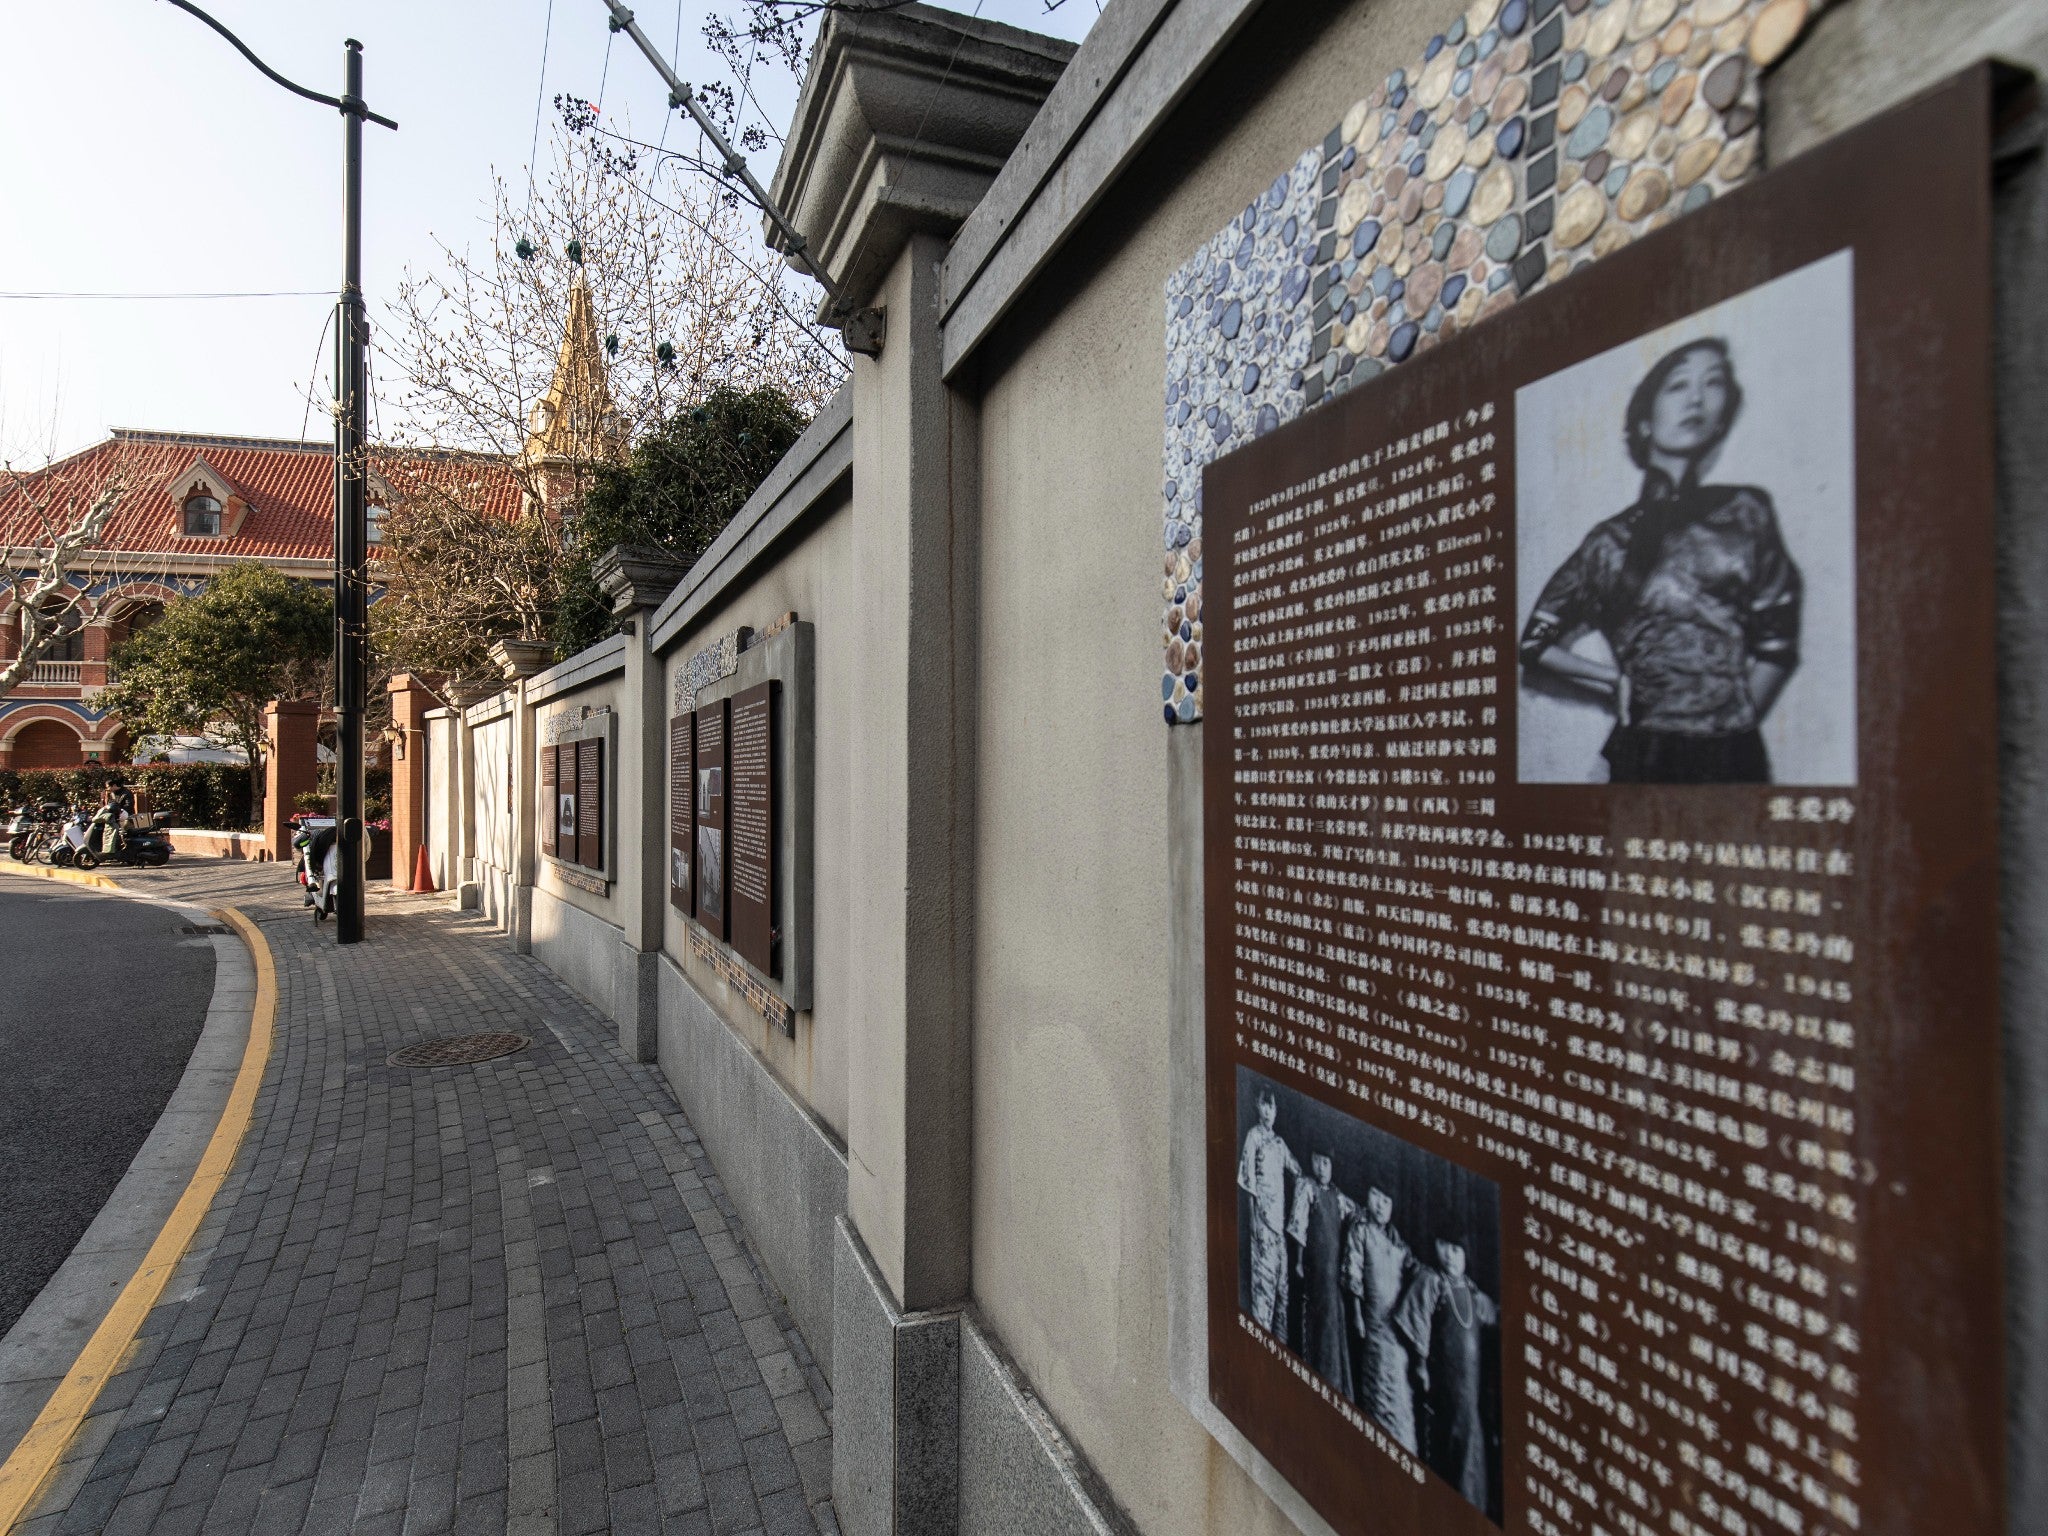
669;713;695;914
575;738;603;871
541;742;558;858
696;698;729;941
729;681;778;977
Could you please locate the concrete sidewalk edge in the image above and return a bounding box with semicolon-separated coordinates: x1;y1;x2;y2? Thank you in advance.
0;898;264;1524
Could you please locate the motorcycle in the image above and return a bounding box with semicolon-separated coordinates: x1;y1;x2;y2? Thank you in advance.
5;805;34;861
73;806;173;869
7;802;64;863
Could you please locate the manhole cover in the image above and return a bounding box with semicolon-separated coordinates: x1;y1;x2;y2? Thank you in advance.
387;1032;532;1068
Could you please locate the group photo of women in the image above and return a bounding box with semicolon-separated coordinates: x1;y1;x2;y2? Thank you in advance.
1235;1069;1505;1523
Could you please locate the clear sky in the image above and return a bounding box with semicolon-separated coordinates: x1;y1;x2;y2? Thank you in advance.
0;0;1097;461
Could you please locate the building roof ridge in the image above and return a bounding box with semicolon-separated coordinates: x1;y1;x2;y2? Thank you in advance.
110;427;329;454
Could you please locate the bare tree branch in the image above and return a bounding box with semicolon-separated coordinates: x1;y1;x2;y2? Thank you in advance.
0;469;129;698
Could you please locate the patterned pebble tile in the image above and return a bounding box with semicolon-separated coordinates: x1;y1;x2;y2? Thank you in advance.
1159;0;1824;721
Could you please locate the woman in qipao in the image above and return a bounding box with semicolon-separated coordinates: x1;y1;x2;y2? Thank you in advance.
1519;338;1803;784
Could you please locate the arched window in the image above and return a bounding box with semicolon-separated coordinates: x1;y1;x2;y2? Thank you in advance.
36;597;83;662
183;494;223;536
122;598;167;637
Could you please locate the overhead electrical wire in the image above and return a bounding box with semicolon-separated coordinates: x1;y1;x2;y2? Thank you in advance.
528;0;558;206
0;289;329;301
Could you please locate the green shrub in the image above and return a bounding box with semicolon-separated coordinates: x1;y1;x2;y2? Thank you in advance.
129;763;256;830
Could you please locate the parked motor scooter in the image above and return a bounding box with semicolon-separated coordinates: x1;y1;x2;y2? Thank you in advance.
4;805;34;861
48;805;91;867
293;816;354;922
74;805;172;869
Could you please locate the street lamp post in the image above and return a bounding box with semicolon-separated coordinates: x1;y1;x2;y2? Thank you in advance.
157;2;396;944
334;39;371;945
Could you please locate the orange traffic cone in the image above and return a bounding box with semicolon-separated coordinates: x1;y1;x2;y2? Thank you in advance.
411;844;438;894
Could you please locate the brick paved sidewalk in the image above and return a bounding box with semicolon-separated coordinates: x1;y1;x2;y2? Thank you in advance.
17;865;835;1536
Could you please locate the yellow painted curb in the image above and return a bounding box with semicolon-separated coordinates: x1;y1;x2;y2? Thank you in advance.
0;862;120;893
0;905;276;1532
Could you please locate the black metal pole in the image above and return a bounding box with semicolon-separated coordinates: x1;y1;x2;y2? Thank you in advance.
335;38;368;943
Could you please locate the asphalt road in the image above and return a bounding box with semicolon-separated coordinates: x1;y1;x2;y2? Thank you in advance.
0;883;216;1338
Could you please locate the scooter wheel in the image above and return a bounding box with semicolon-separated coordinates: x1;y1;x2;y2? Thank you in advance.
75;850;99;871
149;852;169;867
314;907;328;923
50;847;73;868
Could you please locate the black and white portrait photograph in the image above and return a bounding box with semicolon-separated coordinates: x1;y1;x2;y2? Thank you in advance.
697;825;724;918
1235;1068;1505;1524
557;792;576;839
1515;253;1857;786
698;765;723;809
671;847;690;900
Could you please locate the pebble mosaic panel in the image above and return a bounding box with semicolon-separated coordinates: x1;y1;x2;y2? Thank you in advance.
689;925;796;1036
1159;0;1825;724
673;630;743;714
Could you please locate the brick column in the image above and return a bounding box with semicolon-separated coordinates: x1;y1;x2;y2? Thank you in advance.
80;622;110;689
387;673;443;890
263;699;322;861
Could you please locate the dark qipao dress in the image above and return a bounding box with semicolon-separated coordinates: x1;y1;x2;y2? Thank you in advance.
1287;1179;1356;1395
1395;1266;1500;1511
1519;468;1803;783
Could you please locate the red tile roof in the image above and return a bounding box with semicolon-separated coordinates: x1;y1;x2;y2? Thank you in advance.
0;429;524;564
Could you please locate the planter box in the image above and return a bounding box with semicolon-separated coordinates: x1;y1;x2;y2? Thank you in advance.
166;829;268;861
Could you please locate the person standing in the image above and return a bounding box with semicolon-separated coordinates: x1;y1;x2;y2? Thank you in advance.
1236;1090;1299;1335
1395;1238;1500;1513
1289;1153;1356;1396
1342;1185;1419;1450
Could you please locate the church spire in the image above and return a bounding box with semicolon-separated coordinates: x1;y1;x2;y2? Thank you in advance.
522;275;626;469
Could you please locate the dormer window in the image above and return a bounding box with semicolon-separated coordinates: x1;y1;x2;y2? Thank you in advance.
367;503;389;545
183;494;223;536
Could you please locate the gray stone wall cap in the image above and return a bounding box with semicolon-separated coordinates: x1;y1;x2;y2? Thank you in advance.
940;0;1265;377
489;637;557;681
768;3;1074;310
522;633;628;705
593;543;692;618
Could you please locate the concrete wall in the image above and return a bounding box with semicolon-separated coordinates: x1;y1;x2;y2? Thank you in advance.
963;3;1443;1530
531;884;624;1026
428;0;2048;1530
656;957;849;1368
468;706;516;929
660;495;854;1139
527;677;626;926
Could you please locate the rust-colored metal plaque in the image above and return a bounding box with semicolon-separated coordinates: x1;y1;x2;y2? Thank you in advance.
670;712;696;915
1201;71;2000;1536
541;742;559;858
696;697;730;941
729;681;779;978
576;737;604;871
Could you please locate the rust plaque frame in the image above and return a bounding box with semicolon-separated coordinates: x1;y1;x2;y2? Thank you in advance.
541;741;558;858
696;697;730;942
670;712;696;915
1201;71;2001;1536
729;680;779;978
575;737;604;871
